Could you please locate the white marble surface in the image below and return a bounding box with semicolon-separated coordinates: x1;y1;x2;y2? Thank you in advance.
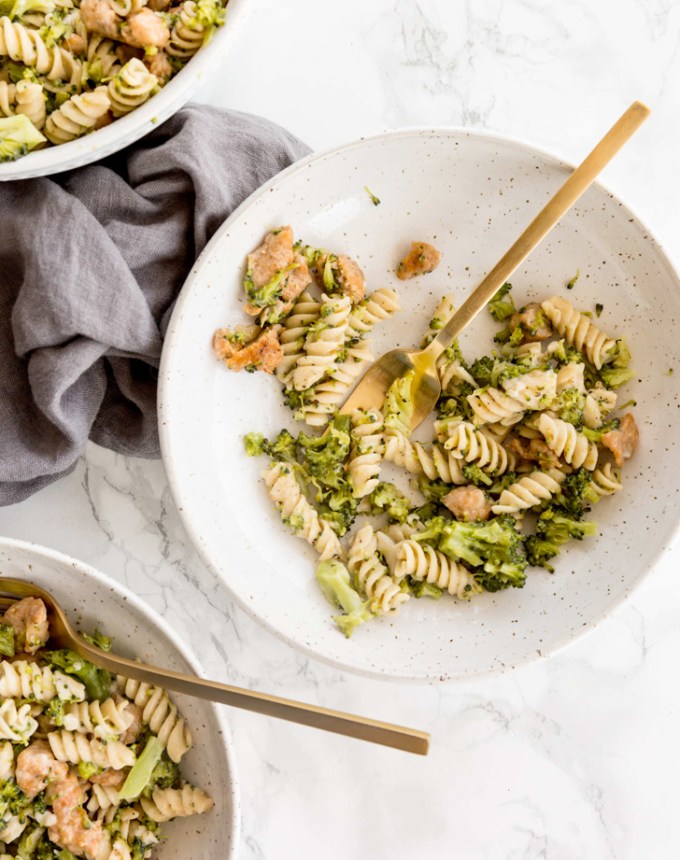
3;1;680;857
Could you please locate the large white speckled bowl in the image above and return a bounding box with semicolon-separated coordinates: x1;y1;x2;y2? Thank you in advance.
0;537;240;858
159;127;680;681
0;0;249;181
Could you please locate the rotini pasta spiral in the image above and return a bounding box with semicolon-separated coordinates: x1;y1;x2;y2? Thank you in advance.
0;816;28;843
140;784;214;823
347;408;384;498
420;294;456;346
291;294;351;391
276;290;322;381
347;525;408;614
115;677;192;763
15;80;45;129
0;699;38;742
583;385;617;429
467;386;525;426
44;86;110;144
0;660;85;703
0;17;81;84
0;80;14;116
443;421;515;476
556;361;585;394
589;462;622;498
47;730;136;769
541;296;616;369
394;540;482;599
107;57;157;116
537;413;598;470
346;287;400;339
296;342;373;426
491;468;567;515
384;430;466;484
86;35;122;79
263;462;344;560
0;742;14;781
62;697;132;738
166;0;208;58
87;782;120;814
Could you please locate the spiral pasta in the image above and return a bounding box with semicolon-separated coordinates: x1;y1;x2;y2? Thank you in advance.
467;386;525;426
583;385;617;429
116;676;192;763
394;540;483;599
346;287;400;339
47;730;136;769
384;430;466;484
276;290;322;381
44;86;110;144
140;784;214;823
263;461;343;560
62;697;132;739
0;17;82;83
347;525;408;614
86;35;122;79
0;660;86;703
541;296;616;369
443;421;515;476
291;294;351;391
589;462;622;498
0;742;14;781
0;699;38;742
537;413;598;470
347;408;384;498
0;80;14;117
556;362;585;394
296;342;373;426
491;468;567;515
107;57;157;116
167;0;208;58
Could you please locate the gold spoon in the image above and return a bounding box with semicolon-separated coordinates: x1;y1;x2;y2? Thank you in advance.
339;101;651;429
0;578;429;755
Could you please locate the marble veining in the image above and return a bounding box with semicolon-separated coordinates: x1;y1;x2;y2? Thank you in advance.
2;0;680;857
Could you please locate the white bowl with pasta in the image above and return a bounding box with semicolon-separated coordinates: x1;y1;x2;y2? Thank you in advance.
159;127;680;681
0;536;240;859
0;0;248;180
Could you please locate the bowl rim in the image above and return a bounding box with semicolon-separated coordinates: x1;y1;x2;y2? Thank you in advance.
0;0;251;181
0;534;242;852
159;124;680;684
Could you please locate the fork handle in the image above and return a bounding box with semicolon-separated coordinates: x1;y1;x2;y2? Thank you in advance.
81;645;430;756
431;100;650;353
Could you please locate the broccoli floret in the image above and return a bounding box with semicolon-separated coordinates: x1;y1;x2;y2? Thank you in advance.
494;324;524;346
487;282;515;321
364;186;381;206
600;366;635;389
416;515;527;591
0;779;31;818
41;650;111;702
45;698;65;727
526;508;597;570
488;471;518;495
312;480;357;536
263;429;297;463
77;761;100;780
437;381;475;421
552;467;598;518
582;418;620;444
556;387;585;428
17;824;47;860
462;463;492;487
188;0;224;28
0;623;15;657
549;340;584;366
469;355;494;387
367;482;413;523
406;577;443;600
416;476;450;503
298;415;350;487
243;432;265;457
0;115;46;162
316;559;374;637
243;262;298;309
384;370;415;436
149;753;181;790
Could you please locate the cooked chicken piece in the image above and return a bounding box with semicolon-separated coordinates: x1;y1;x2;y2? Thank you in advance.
601;413;639;467
16;741;68;799
244;229;312;317
144;49;173;80
219;325;283;374
3;597;49;654
89;768;127;788
442;486;492;522
213;325;261;361
81;0;169;48
507;436;562;471
313;253;365;303
396;241;441;280
508;302;553;343
63;33;87;54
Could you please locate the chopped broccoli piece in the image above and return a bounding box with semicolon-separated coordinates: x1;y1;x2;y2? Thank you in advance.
298;415;351;488
364;185;381;206
582;418;620;444
566;270;580;290
487;283;515;321
462;463;492;487
188;0;224;28
469;355;494;387
41;650;111;702
0;115;46;162
437;381;475;421
243;432;265;457
243;262;298;309
367;482;413;523
149;753;181;790
416;476;450;503
77;761;100;780
600;366;635;389
0;779;31;818
556;387;585;428
80;629;112;652
494;324;524;346
384;370;415;436
595;303;603;317
119;736;162;801
407;577;443;600
488;471;518;495
526;508;597;570
45;698;65;727
264;429;298;463
17;824;46;860
415;515;527;591
549;340;584;366
316;559;374;637
0;623;15;657
552;467;598;518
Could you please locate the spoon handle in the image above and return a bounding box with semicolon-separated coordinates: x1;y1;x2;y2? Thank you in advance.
432;100;650;353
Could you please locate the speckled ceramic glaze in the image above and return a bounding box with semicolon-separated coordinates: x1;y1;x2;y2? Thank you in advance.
0;0;249;181
159;128;680;681
0;537;240;858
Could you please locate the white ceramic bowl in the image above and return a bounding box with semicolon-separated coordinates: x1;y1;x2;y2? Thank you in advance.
159;127;680;682
0;536;240;858
0;0;249;181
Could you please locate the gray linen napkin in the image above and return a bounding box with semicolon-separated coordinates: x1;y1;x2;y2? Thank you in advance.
0;105;311;506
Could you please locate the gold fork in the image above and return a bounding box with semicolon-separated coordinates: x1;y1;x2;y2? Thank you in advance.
339;101;650;429
0;578;429;755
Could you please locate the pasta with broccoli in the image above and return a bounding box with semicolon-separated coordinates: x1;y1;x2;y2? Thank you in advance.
0;596;213;858
213;228;639;637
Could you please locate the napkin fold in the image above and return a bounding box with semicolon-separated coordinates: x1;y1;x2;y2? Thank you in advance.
0;106;311;507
